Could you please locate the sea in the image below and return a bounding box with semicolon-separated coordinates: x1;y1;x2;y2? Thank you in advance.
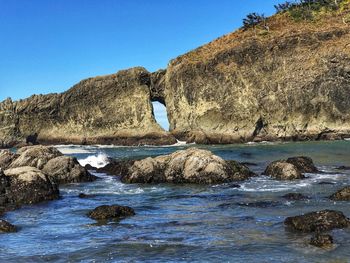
0;140;349;262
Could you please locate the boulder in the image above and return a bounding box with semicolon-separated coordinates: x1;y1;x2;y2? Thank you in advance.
329;186;350;201
1;167;59;212
284;210;350;233
96;159;136;176
282;193;309;201
264;156;318;180
122;148;255;184
286;156;318;173
88;205;135;220
264;161;304;180
9;146;62;169
0;219;17;233
310;233;333;248
42;156;96;184
0;150;18;170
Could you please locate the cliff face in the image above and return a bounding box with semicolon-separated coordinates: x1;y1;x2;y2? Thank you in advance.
1;11;350;147
163;14;350;143
0;67;176;147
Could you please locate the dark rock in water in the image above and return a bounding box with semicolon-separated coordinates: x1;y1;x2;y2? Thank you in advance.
282;193;309;201
78;193;95;199
122;148;256;184
318;181;335;185
335;166;350;171
84;164;96;170
264;156;318;180
264;161;304;180
236;201;281;208
0;150;18;170
310;233;333;248
329;186;350;201
284;210;350;233
239;162;258;166
1;167;59;212
97;159;136;176
286;156;318;173
42;156;96;184
0;219;17;233
88;205;135;220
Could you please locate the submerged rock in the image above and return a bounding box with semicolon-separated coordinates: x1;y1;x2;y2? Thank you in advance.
282;193;309;201
329;186;350;201
42;156;96;184
1;166;59;211
310;233;334;248
78;193;95;199
0;219;17;233
122;148;255;184
284;210;350;233
88;205;135;220
264;156;318;180
335;166;350;171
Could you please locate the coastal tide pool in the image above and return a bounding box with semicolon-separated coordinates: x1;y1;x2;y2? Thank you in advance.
0;141;349;262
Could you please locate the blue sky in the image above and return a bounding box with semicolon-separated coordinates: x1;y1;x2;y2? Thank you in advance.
0;0;281;129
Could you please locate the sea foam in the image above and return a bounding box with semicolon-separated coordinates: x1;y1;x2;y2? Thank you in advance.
78;153;110;168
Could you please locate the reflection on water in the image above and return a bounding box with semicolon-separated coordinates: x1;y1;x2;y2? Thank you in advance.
0;141;349;262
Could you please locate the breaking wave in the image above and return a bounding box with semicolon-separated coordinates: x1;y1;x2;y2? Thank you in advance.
78;153;110;168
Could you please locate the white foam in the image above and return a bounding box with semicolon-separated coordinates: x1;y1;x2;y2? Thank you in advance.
55;145;95;154
78;153;110;168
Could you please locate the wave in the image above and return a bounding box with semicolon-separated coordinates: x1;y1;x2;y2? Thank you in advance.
78;153;110;168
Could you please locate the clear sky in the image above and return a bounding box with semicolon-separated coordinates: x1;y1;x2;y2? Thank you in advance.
0;0;281;129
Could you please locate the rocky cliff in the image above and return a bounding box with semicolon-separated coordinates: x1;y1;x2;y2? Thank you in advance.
1;8;350;147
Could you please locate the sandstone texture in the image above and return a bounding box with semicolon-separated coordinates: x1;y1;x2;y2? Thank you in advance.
121;148;255;184
1;11;350;146
264;156;318;180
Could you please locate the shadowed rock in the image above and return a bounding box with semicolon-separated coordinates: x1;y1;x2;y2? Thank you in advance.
1;167;59;212
329;186;350;201
0;219;17;233
264;156;318;180
121;148;256;184
96;159;136;176
284;210;350;233
0;150;18;170
88;205;135;220
310;233;333;248
282;193;309;201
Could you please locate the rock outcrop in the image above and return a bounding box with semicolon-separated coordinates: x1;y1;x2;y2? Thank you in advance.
0;219;17;233
310;233;334;248
329;186;350;201
1;10;350;146
88;205;135;220
264;156;318;180
121;148;255;184
3;146;96;185
284;210;350;232
0;167;59;212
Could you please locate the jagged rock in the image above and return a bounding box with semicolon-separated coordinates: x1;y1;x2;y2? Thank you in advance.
1;167;59;212
0;150;18;170
264;161;304;180
282;193;309;200
264;156;318;180
285;157;318;173
329;186;350;201
0;219;17;233
42;156;96;184
284;210;350;233
96;159;136;176
122;148;255;184
9;146;62;169
310;233;333;248
88;205;135;220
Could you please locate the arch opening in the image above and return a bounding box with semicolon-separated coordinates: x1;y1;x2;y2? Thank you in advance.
152;101;170;131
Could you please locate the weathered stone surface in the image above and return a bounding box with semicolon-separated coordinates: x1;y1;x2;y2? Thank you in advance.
264;156;318;180
284;210;350;233
88;205;135;220
0;219;17;233
42;156;96;184
0;150;18;170
0;67;176;147
96;159;136;177
329;186;350;201
9;146;62;169
264;161;304;180
310;233;333;248
1;167;59;212
122;148;255;184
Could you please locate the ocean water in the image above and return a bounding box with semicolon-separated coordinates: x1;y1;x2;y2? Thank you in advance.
0;141;349;262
